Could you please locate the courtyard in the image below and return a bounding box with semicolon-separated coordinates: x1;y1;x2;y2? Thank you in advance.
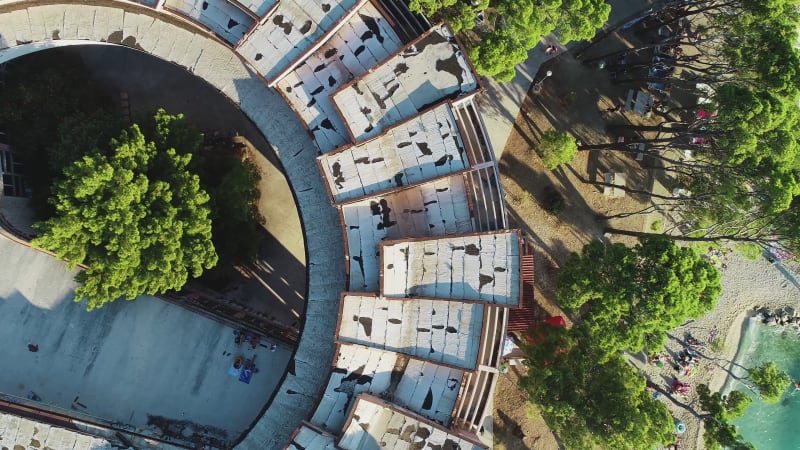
0;234;292;447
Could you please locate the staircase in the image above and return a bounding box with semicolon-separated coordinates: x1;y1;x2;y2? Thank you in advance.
507;253;537;333
376;0;431;43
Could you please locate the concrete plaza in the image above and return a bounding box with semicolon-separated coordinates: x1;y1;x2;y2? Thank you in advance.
0;235;291;446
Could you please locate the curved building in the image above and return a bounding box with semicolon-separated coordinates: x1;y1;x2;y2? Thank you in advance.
0;1;528;448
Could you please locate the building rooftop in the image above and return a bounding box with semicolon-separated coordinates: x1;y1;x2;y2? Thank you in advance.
163;0;255;45
310;343;463;432
337;294;484;370
287;424;338;450
318;103;470;202
236;0;278;17
277;0;403;153
236;0;363;81
0;411;117;450
338;395;487;450
342;174;474;292
381;231;521;305
331;25;478;143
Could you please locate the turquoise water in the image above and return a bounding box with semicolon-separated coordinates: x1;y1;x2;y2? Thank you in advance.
726;318;800;450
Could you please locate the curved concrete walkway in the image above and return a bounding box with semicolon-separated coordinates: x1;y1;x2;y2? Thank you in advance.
0;1;345;448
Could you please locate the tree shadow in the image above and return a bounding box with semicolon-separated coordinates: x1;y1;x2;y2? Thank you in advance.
494;409;529;447
500;152;602;249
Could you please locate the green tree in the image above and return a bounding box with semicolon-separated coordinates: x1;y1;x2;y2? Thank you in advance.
748;361;792;403
204;149;265;262
556;236;721;357
0;50;115;216
521;324;674;449
411;0;610;81
536;130;578;170
697;384;755;450
48;110;124;174
32;125;218;310
584;0;800;255
140;109;265;265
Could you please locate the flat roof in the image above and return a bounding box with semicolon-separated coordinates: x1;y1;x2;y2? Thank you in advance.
287;424;339;450
277;0;403;153
337;294;484;370
331;25;478;143
0;412;115;450
236;0;363;81
341;174;474;292
163;0;255;45
381;231;521;305
318;103;470;203
237;0;278;17
310;343;463;431
339;395;487;450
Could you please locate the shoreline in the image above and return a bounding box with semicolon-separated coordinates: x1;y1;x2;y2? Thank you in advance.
632;252;800;450
710;310;756;393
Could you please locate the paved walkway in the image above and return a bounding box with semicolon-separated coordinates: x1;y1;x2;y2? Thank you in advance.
0;234;291;447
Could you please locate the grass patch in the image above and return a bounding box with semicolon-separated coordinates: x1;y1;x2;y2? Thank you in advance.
736;243;763;261
650;219;663;232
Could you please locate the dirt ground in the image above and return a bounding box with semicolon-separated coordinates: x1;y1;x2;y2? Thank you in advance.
492;28;676;449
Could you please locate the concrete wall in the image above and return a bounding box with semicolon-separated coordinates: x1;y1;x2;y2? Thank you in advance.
0;1;345;448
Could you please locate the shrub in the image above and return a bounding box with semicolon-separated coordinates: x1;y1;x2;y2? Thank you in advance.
541;186;565;215
536;130;578;170
650;219;664;232
736;243;763;261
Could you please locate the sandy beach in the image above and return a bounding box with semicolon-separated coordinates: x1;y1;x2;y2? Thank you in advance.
630;251;800;449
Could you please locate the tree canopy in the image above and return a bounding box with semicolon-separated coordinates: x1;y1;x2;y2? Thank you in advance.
521;323;674;449
556;235;721;358
581;0;800;255
747;361;793;403
33;123;218;310
536;130;578;170
519;236;726;448
410;0;610;81
697;384;755;450
0;50;115;216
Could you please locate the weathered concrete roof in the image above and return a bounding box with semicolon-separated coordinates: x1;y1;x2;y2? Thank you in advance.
0;1;510;447
338;395;486;450
163;0;255;45
337;294;484;370
331;25;478;143
381;231;521;306
342;174;474;292
310;343;463;432
236;0;278;17
236;0;364;81
318;103;470;203
277;0;403;153
0;412;116;450
287;424;339;450
0;3;346;449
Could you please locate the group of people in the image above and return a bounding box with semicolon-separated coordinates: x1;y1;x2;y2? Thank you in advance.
671;378;691;395
234;328;261;349
676;348;698;376
234;328;279;351
544;45;559;55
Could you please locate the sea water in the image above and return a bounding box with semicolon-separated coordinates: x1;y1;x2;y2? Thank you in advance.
725;318;800;450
